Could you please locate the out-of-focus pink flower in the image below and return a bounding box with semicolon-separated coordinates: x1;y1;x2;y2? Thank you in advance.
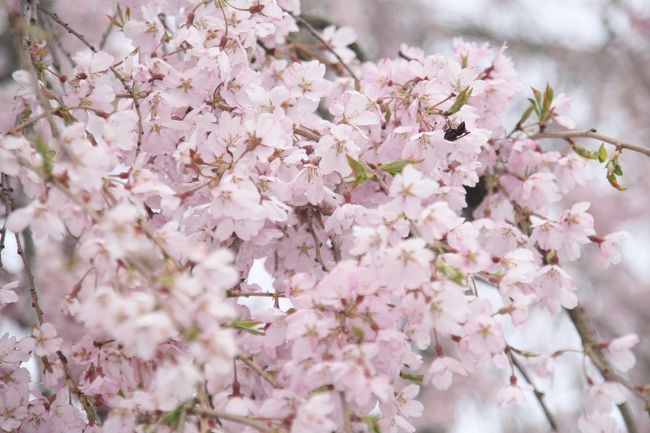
426;356;468;390
32;322;63;357
604;334;639;373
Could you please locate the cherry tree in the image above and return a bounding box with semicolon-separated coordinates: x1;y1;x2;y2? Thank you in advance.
0;1;649;432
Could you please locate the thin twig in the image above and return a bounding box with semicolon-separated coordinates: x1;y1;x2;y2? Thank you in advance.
340;391;353;433
293;125;321;141
15;232;44;324
306;209;328;272
290;13;360;87
511;354;558;431
186;407;273;432
6;107;61;135
99;16;114;50
37;6;144;154
5;176;98;425
226;290;286;298
530;129;650;158
235;354;280;389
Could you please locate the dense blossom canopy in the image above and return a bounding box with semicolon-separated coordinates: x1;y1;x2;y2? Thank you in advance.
0;1;645;433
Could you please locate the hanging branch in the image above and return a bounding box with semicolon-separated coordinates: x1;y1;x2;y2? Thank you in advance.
289;12;360;87
36;6;145;154
568;306;641;433
510;354;559;431
235;354;281;389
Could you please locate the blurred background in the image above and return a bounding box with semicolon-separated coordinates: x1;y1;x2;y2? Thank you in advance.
1;0;650;431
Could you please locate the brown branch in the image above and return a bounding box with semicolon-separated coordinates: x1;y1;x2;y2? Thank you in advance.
226;290;286;298
186;407;274;432
530;129;650;158
306;208;328;272
340;391;353;433
293;125;321;142
3;175;98;425
290;13;360;87
6;107;62;135
235;354;280;389
568;306;640;433
37;6;144;154
511;354;558;431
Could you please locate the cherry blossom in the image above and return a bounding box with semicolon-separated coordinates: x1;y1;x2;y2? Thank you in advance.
604;334;639;373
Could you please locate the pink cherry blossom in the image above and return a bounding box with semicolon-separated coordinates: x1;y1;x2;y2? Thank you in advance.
32;322;63;357
604;334;639;373
426;356;468;390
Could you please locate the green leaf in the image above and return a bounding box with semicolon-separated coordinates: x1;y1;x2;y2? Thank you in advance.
400;371;424;382
351;325;365;341
228;319;265;336
435;261;465;286
346;155;370;186
363;416;382;433
446;87;472;115
19;106;32;122
34;137;53;178
460;54;469;69
571;144;598;160
597;143;607;163
310;385;332;394
531;87;542;108
184;323;200;342
161;407;183;429
541;83;554;118
516;104;535;129
378;159;418;176
607;173;626;191
527;97;541;119
614;160;623;176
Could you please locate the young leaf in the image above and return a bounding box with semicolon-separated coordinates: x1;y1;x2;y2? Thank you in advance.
532;87;542;108
363;416;382;433
400;371;424;382
378;159;417;176
435;261;465;286
527;97;541;119
607;173;626;191
446;87;472;115
571;144;598;160
516;103;535;129
161;407;183;429
597;143;607;163
34;137;53;178
541;83;554;119
228;319;265;336
346;155;370;186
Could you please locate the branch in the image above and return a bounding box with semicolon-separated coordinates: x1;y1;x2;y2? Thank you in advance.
37;6;145;154
186;406;274;432
2;176;99;425
235;354;280;389
293;125;321;142
340;391;353;433
226;290;286;298
289;13;360;87
510;354;558;431
530;129;650;158
567;306;640;433
306;208;329;272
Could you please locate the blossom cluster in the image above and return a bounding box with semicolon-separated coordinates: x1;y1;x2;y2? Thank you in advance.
0;1;642;432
